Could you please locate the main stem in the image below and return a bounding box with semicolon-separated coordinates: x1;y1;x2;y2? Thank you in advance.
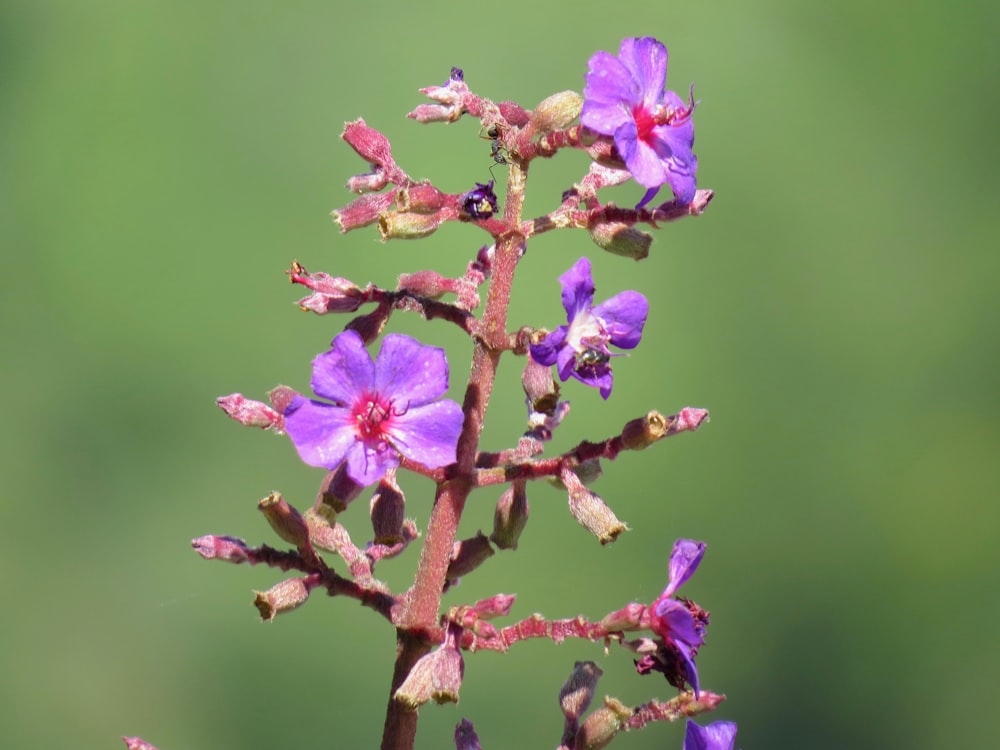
379;158;528;750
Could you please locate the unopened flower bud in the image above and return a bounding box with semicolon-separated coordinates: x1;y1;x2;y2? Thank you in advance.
314;464;364;520
498;100;530;127
621;411;671;450
562;467;627;545
253;575;316;622
191;535;250;564
589;221;653;261
672;407;710;434
345;169;389;194
530;90;583;135
394;627;465;708
342;118;395;168
598;602;647;632
378;210;446;240
397;270;450;299
258;491;310;548
370;469;405;544
490;480;529;550
332;192;395;233
446;531;495;580
396;182;446;213
122;738;159;750
522;357;560;416
575;697;632;750
288;261;365;314
559;661;604;723
216;393;283;430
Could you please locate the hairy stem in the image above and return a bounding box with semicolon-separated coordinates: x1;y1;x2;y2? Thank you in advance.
379;157;528;750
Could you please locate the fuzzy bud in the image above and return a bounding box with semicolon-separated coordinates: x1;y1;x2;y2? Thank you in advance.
345;169;389;194
314;464;364;520
370;469;405;544
498;100;531;127
559;661;604;723
598;602;647;632
394;627;465;708
253;576;316;622
490;480;529;550
575;697;632;750
258;491;310;548
589;221;653;261
530;90;583;135
122;738;159;750
378;210;446;240
396;182;446;213
446;531;495;580
342;118;395;168
521;357;560;416
332;192;395;233
268;385;297;414
288;261;365;314
191;535;250;564
216;393;283;430
562;467;627;545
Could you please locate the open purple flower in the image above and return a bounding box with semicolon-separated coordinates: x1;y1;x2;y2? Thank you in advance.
529;257;647;399
582;36;697;207
284;330;464;486
649;539;708;695
684;720;738;750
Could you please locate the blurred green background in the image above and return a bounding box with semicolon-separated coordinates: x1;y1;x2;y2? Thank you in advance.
3;1;997;748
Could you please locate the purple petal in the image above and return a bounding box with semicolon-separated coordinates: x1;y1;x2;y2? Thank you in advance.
617;37;668;108
374;334;449;407
529;326;568;367
559;257;596;319
684;721;738;750
386;399;464;469
653;599;704;650
581;51;636;135
617;128;669;188
344;437;399;486
555;345;577;382
283;397;357;470
593;290;648;350
675;640;701;698
662;539;706;598
311;330;374;404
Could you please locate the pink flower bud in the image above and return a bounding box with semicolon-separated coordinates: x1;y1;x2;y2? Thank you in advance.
191;535;250;564
268;385;297;415
446;531;495;580
288;261;365;314
258;491;310;548
332;192;395;233
562;467;627;545
396;182;446;213
370;469;405;544
253;575;317;622
216;393;283;430
342;118;395;168
122;738;159;750
490;480;529;550
598;602;647;632
394;627;465;708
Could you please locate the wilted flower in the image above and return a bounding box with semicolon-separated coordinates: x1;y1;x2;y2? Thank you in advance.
529;257;647;399
582;36;697;206
284;330;464;486
683;720;738;750
461;180;498;219
648;539;708;695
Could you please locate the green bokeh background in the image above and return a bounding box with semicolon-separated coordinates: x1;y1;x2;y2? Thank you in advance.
3;1;997;748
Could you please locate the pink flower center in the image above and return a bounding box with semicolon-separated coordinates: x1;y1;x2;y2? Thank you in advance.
352;392;398;441
632;104;656;144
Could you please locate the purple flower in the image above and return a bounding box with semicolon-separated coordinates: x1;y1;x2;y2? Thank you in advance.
283;330;464;486
684;720;738;750
582;36;697;206
529;257;648;399
649;539;708;695
461;180;498;219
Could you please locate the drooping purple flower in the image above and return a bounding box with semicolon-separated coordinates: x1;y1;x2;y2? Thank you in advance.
582;36;697;206
529;257;648;399
284;330;464;486
683;720;738;750
649;539;709;695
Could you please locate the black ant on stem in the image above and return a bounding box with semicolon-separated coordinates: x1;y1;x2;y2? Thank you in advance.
481;124;508;179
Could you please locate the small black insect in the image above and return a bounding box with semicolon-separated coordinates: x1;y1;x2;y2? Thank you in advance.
575;348;610;369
